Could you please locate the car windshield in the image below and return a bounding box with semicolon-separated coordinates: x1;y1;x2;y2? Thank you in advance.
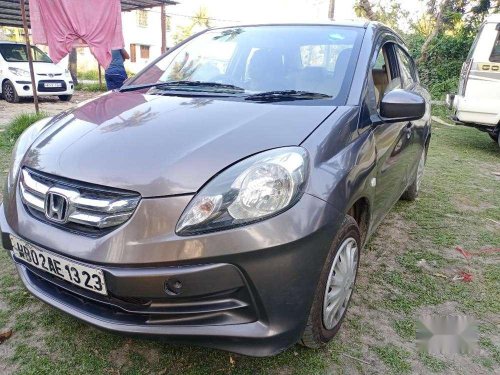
129;25;364;103
0;44;53;63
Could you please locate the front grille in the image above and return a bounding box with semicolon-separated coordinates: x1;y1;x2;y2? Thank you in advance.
37;80;67;92
19;168;141;236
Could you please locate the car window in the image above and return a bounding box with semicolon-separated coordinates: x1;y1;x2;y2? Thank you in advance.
0;44;52;63
131;25;365;104
396;47;415;88
490;30;500;62
372;44;401;107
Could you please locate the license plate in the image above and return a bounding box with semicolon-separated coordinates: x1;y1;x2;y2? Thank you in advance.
10;235;107;295
44;82;62;88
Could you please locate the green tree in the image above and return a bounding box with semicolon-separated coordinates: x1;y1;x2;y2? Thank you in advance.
173;7;211;44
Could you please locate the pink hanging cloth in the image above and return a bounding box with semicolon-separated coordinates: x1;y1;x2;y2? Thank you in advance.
29;0;124;69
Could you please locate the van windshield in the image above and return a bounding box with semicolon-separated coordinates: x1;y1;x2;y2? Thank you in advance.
129;25;364;104
0;44;52;63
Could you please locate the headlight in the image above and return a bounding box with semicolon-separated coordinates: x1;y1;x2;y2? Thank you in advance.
8;67;30;77
7;117;53;189
65;69;71;76
176;147;309;235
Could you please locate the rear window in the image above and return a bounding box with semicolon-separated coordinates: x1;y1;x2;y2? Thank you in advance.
490;29;500;62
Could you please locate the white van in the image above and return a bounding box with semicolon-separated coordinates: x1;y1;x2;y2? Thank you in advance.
0;41;74;103
446;14;500;145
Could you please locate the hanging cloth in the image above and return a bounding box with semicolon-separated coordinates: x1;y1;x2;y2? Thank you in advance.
29;0;124;69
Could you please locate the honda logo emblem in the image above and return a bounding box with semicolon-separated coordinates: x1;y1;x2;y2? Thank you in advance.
45;190;69;223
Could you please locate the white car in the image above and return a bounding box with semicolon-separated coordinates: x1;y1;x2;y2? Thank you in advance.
447;14;500;145
0;41;74;103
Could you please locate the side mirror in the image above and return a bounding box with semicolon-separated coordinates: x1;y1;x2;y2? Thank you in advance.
380;89;426;123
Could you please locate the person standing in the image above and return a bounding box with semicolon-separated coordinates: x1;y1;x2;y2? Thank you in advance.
105;49;130;90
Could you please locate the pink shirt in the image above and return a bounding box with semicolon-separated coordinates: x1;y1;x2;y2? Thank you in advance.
29;0;124;69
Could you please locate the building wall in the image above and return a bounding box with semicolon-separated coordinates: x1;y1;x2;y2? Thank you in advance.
77;7;165;74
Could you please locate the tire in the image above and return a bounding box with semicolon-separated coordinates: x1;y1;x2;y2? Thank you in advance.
58;95;72;102
300;215;361;348
401;149;427;201
488;132;498;143
2;80;20;103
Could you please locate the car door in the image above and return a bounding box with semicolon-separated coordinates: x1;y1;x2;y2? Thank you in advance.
369;42;415;225
395;46;427;180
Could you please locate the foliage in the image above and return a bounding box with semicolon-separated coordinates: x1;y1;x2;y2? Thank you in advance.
173;7;211;44
0;112;48;149
406;29;475;99
358;0;497;99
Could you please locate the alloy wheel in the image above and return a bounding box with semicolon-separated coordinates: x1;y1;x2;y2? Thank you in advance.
322;237;359;330
4;83;14;102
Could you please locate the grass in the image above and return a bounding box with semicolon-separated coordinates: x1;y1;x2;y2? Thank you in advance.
0;112;48;149
77;69;135;81
0;112;499;374
373;345;412;374
430;104;449;119
74;82;107;92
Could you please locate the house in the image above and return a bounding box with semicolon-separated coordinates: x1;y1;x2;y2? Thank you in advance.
77;7;172;74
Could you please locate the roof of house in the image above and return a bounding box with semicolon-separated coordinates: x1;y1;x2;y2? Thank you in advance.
0;0;177;28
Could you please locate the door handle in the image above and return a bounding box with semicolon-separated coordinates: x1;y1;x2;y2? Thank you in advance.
404;122;413;139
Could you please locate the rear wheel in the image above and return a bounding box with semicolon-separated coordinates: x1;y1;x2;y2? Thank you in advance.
401;149;426;201
2;80;20;103
58;95;72;102
300;215;361;348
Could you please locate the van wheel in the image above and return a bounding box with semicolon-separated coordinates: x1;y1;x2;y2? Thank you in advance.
58;95;72;102
401;149;426;201
2;80;20;103
300;215;361;348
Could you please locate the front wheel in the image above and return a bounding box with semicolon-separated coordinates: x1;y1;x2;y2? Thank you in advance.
2;80;20;103
300;215;361;348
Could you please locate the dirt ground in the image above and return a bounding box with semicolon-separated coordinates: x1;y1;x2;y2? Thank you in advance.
0;91;98;129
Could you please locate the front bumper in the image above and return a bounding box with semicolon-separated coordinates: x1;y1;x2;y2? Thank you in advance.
11;77;74;97
1;191;342;356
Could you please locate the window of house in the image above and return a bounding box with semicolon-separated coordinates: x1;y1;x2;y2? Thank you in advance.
130;44;136;62
137;10;148;27
140;45;150;59
166;16;171;32
490;30;500;62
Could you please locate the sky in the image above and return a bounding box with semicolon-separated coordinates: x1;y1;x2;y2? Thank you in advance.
167;0;427;30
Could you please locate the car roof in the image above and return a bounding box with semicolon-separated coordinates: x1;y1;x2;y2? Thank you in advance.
209;19;372;30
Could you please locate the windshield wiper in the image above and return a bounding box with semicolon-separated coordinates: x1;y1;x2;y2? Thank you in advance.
245;90;331;102
119;80;245;93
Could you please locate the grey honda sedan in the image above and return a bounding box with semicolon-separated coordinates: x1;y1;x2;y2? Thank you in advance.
1;21;430;356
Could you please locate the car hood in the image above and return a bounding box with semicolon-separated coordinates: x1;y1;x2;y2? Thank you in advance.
8;61;64;75
24;91;336;197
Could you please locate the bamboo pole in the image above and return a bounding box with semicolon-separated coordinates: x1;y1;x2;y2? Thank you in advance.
161;4;167;54
20;0;39;113
98;63;103;90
